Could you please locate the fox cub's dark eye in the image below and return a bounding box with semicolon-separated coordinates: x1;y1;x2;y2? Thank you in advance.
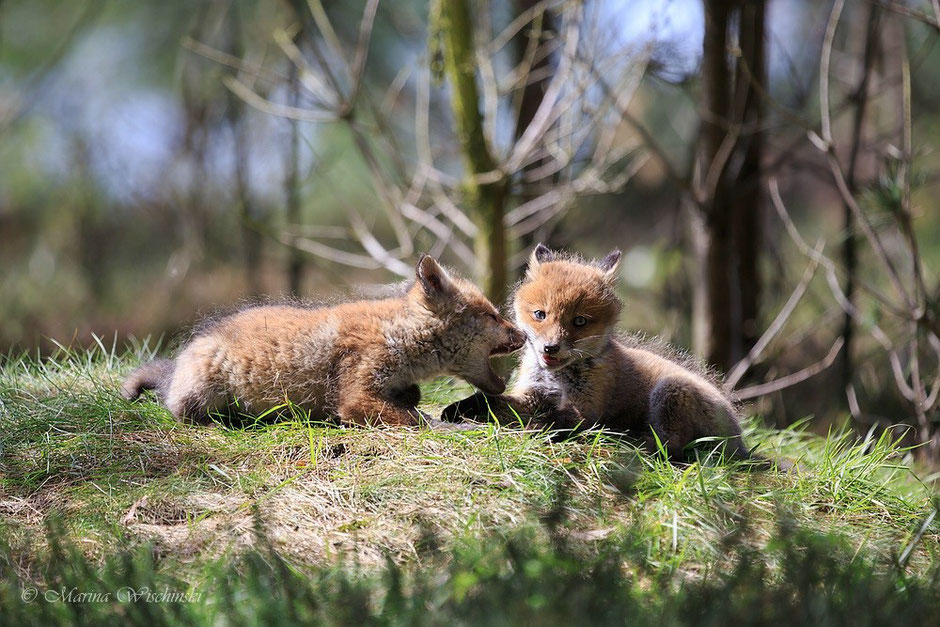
572;315;588;327
533;310;546;321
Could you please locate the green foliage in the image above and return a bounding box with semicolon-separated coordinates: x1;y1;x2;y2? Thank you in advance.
1;509;939;626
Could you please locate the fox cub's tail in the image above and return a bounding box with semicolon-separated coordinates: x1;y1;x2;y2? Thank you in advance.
121;359;175;401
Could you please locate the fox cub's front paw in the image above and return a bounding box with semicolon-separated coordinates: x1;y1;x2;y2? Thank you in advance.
441;392;493;423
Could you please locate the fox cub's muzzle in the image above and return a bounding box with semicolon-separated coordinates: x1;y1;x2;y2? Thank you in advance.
491;321;525;356
527;332;574;369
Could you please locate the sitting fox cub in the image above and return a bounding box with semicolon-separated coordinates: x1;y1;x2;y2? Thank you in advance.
443;244;751;459
123;255;523;426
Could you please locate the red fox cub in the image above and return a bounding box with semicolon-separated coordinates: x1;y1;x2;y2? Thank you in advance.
443;244;752;459
123;255;524;426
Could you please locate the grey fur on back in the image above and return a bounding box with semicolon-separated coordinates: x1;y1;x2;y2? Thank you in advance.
616;332;735;404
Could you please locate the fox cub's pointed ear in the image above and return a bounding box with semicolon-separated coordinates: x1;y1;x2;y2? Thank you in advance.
526;243;554;279
417;254;456;296
532;243;554;264
598;249;622;278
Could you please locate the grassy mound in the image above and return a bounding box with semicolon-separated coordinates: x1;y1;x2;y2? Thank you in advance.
0;343;937;623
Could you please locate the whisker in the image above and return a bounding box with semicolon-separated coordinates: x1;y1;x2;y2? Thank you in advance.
572;334;608;344
570;348;595;360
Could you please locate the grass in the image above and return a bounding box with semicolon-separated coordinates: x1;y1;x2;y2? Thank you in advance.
0;341;938;623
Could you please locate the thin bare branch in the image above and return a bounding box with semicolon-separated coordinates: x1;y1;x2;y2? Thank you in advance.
822;268;916;401
509;193;572;238
282;224;351;239
182;36;286;85
521;45;649;185
897;29;927;311
821;268;890;349
283;234;385;270
273;28;338;107
381;65;413;113
505;3;582;172
489;0;558;54
591;70;690;194
846;384;896;425
910;323;930;444
502;38;562;94
725;241;824;391
414;64;478;238
701;126;739;203
733;338;844;401
823;149;914;311
812;2;915;312
346;206;413;277
867;0;940;30
505;189;562;226
223;76;336;122
768;178;905;317
306;0;354;83
398;203;476;267
348;130;414;256
476;3;501;154
346;0;381;111
819;0;846;145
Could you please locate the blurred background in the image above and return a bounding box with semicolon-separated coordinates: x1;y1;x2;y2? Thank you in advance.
2;0;940;458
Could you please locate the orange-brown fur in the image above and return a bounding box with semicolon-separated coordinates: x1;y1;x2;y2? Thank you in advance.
443;244;751;459
123;256;523;426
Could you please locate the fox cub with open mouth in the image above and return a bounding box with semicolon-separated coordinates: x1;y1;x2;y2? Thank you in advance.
443;244;754;460
123;255;524;426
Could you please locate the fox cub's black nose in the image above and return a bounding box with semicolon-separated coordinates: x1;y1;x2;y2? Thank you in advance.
543;344;560;355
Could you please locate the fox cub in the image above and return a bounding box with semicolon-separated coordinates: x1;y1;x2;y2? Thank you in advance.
123;255;524;426
443;244;751;459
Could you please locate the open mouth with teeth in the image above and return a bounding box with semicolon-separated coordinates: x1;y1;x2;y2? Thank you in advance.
473;361;509;395
490;338;525;357
541;354;563;367
471;337;525;395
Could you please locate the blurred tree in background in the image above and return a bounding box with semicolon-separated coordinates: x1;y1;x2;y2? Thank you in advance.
3;0;940;459
691;0;766;372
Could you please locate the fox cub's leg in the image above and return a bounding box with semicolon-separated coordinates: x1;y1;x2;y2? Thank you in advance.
441;391;582;429
164;379;234;423
647;377;747;459
163;361;228;423
388;384;421;408
338;386;422;427
440;392;516;424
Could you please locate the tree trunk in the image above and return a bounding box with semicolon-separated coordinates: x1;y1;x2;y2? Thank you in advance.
232;116;262;295
695;0;735;370
226;3;262;294
512;0;555;261
841;5;881;392
693;0;766;373
286;60;304;296
436;0;508;304
731;0;765;355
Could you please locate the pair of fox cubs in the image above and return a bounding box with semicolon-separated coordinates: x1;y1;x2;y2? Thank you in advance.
124;246;748;459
